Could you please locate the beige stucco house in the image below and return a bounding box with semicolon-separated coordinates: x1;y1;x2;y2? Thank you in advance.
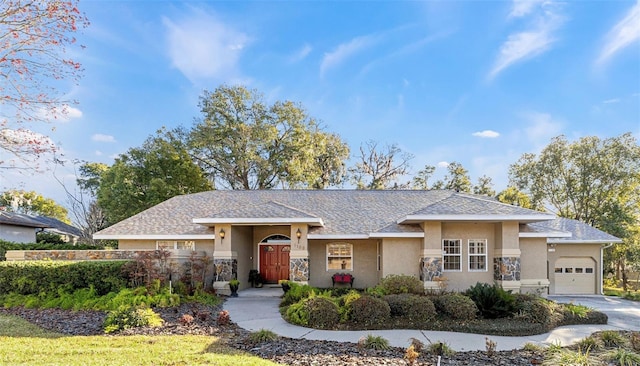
93;190;621;295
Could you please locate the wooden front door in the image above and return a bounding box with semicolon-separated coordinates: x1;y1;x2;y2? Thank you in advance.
260;244;290;284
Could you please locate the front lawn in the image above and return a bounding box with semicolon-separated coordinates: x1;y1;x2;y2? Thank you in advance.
0;314;278;366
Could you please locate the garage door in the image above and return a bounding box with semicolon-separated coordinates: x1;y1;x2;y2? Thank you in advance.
554;257;596;294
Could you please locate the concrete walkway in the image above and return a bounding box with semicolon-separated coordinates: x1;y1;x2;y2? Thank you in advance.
224;288;639;352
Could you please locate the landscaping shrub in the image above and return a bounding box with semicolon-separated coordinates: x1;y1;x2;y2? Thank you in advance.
379;274;424;295
432;293;477;321
285;301;310;326
280;282;315;307
465;282;516;319
384;294;436;322
305;297;340;329
103;305;164;333
338;290;361;322
248;329;278;343
359;334;390;350
0;260;129;296
350;295;390;327
514;294;560;325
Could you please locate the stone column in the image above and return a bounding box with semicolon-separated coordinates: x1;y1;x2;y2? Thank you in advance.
212;223;237;295
289;224;310;284
493;249;521;291
421;222;443;291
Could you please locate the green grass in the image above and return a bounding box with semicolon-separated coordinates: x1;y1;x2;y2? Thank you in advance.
0;314;278;366
603;287;640;301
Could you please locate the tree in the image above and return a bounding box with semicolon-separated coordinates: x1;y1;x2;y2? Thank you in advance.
349;140;413;189
496;186;536;209
0;189;70;223
509;133;640;288
412;165;436;190
433;161;472;193
98;130;212;224
54;160;109;244
0;1;88;169
473;175;496;196
187;85;350;190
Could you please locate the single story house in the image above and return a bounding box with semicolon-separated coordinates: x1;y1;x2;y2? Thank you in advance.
0;211;83;244
93;190;621;295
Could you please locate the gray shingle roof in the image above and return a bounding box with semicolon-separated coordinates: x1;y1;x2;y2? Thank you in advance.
0;211;49;228
526;217;622;243
95;190;553;238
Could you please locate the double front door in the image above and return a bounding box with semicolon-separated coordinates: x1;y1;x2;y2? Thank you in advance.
260;244;290;284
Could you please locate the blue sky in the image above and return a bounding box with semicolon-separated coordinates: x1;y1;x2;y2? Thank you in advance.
3;0;640;208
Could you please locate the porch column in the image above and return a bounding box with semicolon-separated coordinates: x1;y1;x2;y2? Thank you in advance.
212;223;238;295
421;222;443;291
289;224;309;284
494;222;521;292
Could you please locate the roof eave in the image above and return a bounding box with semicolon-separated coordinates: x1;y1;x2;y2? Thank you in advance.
519;231;572;238
547;239;624;244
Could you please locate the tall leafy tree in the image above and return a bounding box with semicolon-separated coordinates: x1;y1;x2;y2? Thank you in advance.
98;129;212;224
349;140;413;190
432;161;473;193
473;175;496;196
496;186;536;209
412;165;436;190
0;1;89;169
509;133;640;288
187;85;349;190
0;189;70;223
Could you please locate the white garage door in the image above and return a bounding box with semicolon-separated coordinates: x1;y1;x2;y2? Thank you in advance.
554;257;596;294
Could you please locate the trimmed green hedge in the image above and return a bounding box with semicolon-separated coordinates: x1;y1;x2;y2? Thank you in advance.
0;260;130;296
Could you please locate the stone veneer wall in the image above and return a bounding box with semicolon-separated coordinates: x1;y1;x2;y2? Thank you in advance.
494;257;521;281
420;257;442;281
290;258;309;281
213;258;237;282
10;250;147;261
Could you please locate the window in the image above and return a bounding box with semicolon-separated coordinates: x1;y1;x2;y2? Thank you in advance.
554;268;563;273
156;240;195;250
565;268;573;273
575;268;584;274
327;243;352;271
443;239;462;271
585;268;594;274
468;239;487;271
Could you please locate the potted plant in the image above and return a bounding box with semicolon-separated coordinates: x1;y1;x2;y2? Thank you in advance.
228;278;240;297
248;270;263;288
279;279;291;293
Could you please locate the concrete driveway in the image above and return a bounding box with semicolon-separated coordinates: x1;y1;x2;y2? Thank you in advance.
548;295;640;331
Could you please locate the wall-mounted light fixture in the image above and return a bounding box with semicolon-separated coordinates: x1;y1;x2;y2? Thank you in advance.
219;228;226;242
296;228;302;243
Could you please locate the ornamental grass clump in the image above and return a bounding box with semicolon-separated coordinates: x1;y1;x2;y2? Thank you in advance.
103;305;164;333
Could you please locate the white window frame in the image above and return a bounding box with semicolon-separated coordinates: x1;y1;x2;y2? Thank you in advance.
156;240;195;250
326;242;353;271
442;239;462;272
468;239;488;272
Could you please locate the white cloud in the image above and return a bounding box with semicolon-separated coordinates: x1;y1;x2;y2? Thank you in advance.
95;150;103;156
472;130;500;138
36;105;83;123
91;134;116;143
437;161;449;168
320;34;379;76
163;9;248;83
522;111;563;143
597;1;640;65
509;0;544;18
603;98;620;104
489;3;564;80
289;43;312;63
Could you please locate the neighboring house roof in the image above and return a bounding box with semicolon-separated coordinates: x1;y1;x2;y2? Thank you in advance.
94;190;555;239
0;211;82;238
0;211;49;229
33;215;83;238
527;217;623;244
